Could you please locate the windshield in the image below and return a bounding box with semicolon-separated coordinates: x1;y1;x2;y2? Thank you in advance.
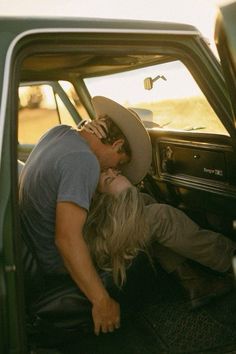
85;61;228;135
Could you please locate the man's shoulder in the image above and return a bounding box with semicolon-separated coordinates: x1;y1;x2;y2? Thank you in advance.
59;149;99;171
37;124;72;145
45;124;72;137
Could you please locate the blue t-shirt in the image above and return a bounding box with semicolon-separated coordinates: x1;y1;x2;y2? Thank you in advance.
19;125;100;274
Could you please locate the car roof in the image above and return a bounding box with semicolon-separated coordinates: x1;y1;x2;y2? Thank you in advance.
0;16;200;36
0;16;202;83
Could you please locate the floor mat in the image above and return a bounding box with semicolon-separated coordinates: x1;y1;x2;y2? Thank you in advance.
138;292;236;353
58;270;236;354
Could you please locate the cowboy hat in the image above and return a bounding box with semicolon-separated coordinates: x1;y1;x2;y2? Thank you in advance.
92;96;152;184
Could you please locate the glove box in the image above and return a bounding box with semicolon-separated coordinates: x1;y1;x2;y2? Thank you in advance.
158;142;227;182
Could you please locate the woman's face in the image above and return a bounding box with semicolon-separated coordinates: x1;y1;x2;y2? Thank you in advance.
98;168;132;195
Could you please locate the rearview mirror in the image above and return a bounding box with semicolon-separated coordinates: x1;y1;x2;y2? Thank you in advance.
144;74;167;90
144;77;153;90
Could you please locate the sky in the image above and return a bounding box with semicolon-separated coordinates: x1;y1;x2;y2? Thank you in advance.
1;0;232;52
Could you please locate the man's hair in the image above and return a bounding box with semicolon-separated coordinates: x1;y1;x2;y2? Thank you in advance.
97;115;131;157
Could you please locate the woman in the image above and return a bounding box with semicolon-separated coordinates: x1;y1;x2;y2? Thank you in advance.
84;168;235;308
84;169;150;288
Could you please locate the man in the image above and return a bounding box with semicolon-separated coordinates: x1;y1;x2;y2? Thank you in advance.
19;96;152;337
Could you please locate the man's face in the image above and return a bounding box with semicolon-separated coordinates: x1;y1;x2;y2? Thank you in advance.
98;139;130;171
98;169;132;195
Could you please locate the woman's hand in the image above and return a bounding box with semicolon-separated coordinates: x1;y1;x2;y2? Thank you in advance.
83;119;108;139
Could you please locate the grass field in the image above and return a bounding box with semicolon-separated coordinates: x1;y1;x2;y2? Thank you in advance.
18;97;228;144
18;107;78;144
135;97;228;134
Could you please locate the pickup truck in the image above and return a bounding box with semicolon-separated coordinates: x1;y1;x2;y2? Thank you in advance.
0;1;236;353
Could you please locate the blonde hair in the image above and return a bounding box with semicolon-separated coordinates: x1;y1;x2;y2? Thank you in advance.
84;187;149;287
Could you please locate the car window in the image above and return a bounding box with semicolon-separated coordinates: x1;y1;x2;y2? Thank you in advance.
18;83;77;145
59;81;91;121
85;61;228;135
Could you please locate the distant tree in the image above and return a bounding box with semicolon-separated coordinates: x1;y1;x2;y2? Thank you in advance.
27;86;43;109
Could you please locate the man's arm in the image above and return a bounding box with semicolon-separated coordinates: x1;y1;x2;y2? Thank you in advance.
55;201;120;335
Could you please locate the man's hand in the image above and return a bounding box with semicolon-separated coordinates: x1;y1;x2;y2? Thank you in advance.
92;295;120;335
